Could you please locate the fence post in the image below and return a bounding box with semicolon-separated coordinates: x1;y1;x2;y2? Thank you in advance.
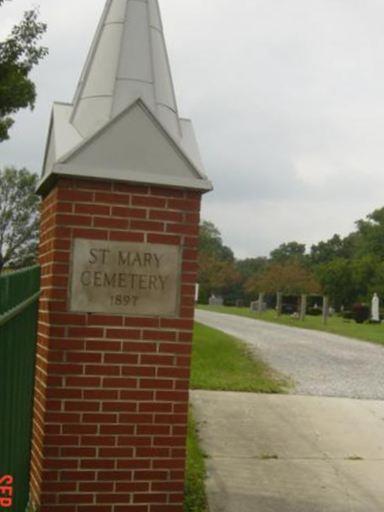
258;292;265;314
322;296;329;325
276;292;283;317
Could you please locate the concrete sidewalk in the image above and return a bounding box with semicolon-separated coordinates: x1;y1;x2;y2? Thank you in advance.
191;391;384;512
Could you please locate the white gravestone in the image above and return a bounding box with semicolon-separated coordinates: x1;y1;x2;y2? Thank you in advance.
371;293;380;322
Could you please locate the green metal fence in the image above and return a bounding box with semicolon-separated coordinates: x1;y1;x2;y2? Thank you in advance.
0;266;40;512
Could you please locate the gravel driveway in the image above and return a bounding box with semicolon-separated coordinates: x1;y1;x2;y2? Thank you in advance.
196;310;384;399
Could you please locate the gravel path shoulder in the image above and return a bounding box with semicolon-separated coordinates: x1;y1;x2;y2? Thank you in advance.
196;310;384;399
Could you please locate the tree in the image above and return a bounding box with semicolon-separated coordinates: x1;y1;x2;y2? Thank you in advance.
0;1;48;141
197;220;238;301
198;255;239;298
354;207;384;259
0;167;40;271
310;234;350;266
235;257;268;302
198;220;234;262
315;258;354;309
270;241;306;264
246;261;321;296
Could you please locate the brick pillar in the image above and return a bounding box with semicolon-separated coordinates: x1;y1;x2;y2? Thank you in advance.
30;177;201;512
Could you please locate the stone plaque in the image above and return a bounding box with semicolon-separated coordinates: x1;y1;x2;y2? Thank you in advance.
70;239;182;316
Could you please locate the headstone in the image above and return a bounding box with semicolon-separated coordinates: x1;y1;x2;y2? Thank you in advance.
371;293;380;322
209;294;224;306
250;300;266;312
250;301;258;312
235;299;244;307
195;283;200;302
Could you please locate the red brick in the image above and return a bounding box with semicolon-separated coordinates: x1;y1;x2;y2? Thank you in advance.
150;505;184;512
83;390;118;400
139;379;173;390
114;507;147;512
82;414;118;424
109;231;145;242
82;436;116;446
132;196;166;208
147;233;180;245
61;447;96;458
105;329;141;340
56;214;92;227
134;494;167;504
149;210;183;222
57;189;94;202
66;376;101;388
76;179;112;191
167;198;200;211
102;402;137;412
166;223;199;236
114;183;149;195
72;228;109;240
131;220;164;232
68;327;104;338
88;315;123;326
99;448;134;458
134;471;168;481
94;217;128;229
104;353;138;365
103;378;138;389
85;365;120;376
150;186;184;198
142;330;176;341
97;471;132;481
95;192;131;204
61;471;96;482
65;402;100;412
112;206;146;218
66;352;102;364
75;204;110;216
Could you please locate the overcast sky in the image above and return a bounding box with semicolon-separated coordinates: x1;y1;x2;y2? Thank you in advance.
1;0;384;258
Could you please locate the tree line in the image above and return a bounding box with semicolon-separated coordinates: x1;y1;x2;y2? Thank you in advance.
198;211;384;310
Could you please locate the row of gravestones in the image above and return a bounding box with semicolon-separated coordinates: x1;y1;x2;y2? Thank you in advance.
208;293;382;323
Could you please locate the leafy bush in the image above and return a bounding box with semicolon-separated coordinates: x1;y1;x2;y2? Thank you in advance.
307;307;322;316
352;303;370;324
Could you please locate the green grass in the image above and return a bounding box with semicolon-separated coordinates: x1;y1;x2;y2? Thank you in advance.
185;321;289;511
198;305;384;346
185;412;209;512
191;322;288;393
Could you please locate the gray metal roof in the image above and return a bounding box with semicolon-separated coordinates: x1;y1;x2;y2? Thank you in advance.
38;0;212;194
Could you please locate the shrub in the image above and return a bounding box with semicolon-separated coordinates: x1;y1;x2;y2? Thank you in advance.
307;307;322;316
352;303;370;324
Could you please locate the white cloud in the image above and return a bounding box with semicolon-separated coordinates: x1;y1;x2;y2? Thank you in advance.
2;0;384;257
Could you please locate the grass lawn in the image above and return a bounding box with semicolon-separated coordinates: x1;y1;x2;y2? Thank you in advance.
185;412;209;512
190;322;288;392
198;304;384;346
185;322;288;511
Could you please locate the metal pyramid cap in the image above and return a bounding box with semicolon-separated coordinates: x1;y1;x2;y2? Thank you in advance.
71;0;181;140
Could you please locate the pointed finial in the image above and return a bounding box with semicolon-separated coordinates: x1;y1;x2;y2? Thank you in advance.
71;0;181;139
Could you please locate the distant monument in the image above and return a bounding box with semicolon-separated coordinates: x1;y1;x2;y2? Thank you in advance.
371;293;380;322
209;294;224;306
